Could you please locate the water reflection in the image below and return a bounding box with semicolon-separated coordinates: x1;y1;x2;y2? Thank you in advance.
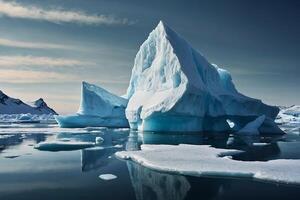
127;161;191;200
0;126;300;200
81;147;113;172
126;131;141;151
0;133;48;153
141;132;205;145
125;131;288;162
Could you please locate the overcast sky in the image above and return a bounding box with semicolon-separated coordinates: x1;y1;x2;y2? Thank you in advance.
0;0;299;114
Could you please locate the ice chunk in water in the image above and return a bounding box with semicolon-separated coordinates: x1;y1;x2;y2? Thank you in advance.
34;141;95;151
99;174;117;180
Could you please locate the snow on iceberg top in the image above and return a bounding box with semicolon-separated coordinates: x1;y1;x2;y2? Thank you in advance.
77;81;128;117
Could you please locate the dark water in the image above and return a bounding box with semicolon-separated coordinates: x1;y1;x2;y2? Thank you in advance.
0;124;300;200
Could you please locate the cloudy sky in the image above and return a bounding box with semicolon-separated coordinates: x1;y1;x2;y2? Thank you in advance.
0;0;299;114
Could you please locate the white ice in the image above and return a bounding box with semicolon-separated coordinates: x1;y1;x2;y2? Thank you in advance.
0;113;56;124
277;105;300;134
98;174;117;180
116;144;300;185
34;141;95;151
55;82;129;128
125;21;280;133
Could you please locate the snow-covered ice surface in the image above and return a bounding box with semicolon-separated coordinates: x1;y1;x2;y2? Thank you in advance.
34;141;95;151
98;174;117;180
125;21;280;133
277;105;300;134
116;144;300;185
55;82;129;128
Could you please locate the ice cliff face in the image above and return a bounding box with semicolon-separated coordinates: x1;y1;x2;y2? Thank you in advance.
0;90;56;115
55;82;129;128
125;21;280;133
78;82;127;118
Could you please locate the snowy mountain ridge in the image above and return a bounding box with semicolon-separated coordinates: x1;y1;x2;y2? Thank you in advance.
0;90;57;115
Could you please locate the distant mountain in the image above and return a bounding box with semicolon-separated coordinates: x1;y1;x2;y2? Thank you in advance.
0;90;57;115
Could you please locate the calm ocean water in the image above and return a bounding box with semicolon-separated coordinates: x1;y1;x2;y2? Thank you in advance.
0;123;300;200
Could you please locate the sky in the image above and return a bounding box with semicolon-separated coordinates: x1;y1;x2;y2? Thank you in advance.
0;0;299;114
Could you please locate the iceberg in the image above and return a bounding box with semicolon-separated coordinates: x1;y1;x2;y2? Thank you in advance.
55;82;129;128
236;115;266;135
116;144;300;185
125;21;280;133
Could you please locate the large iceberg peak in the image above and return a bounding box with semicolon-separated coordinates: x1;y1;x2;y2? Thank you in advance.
125;20;281;133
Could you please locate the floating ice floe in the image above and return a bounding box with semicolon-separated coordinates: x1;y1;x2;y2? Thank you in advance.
116;144;300;185
124;21;280;133
55;82;129;128
34;141;95;151
0;113;56;124
99;174;117;180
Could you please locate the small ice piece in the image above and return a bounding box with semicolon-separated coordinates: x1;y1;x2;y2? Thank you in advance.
114;144;123;148
236;115;266;135
34;141;95;151
252;143;270;146
116;144;300;185
95;137;104;145
226;119;235;128
99;174;117;180
55;82;129;128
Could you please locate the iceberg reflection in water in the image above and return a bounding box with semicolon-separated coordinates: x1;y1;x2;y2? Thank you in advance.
0;124;300;200
81;147;114;172
127;161;191;200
